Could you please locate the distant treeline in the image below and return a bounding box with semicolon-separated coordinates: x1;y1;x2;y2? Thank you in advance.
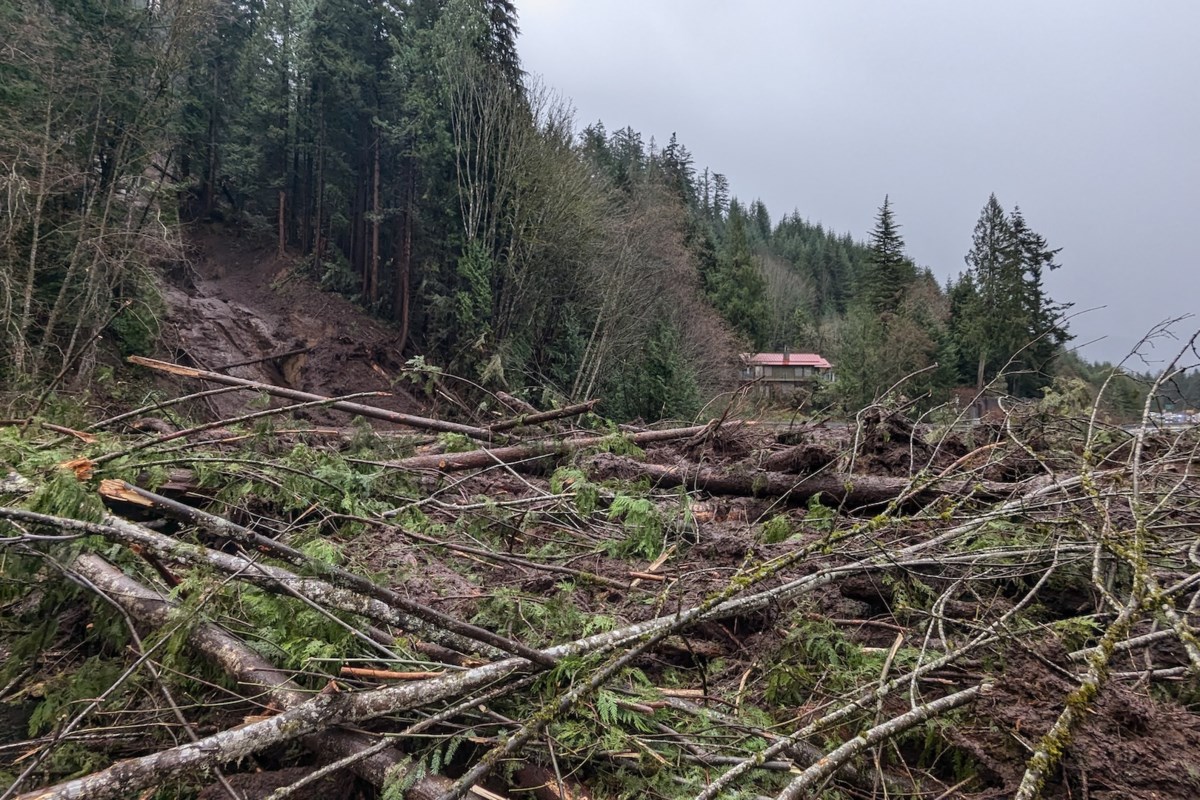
3;0;1158;420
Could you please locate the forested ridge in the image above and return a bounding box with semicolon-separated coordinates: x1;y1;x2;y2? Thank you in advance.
2;0;1175;419
5;2;1200;800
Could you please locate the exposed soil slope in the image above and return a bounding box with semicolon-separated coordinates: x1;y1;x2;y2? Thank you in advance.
160;227;421;420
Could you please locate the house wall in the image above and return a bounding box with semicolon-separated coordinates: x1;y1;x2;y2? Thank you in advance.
751;365;830;381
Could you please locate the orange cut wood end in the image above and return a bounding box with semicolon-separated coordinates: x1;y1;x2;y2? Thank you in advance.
97;479;153;506
59;458;95;481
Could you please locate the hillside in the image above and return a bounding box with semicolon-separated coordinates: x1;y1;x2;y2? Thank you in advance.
161;228;424;421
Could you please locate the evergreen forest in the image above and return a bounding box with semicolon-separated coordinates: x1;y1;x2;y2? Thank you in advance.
1;0;1173;420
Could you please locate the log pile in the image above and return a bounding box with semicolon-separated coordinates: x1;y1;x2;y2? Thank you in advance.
2;357;1200;800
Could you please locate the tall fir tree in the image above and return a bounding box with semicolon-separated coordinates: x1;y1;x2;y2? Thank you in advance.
1008;206;1072;396
861;196;916;315
961;194;1023;389
660;132;695;202
708;207;769;349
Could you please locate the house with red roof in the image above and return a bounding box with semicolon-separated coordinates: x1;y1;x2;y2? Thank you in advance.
740;351;835;395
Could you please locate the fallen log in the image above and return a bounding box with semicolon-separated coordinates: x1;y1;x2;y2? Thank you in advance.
388;424;710;472
496;391;541;417
91;390;386;467
59;553;461;800
96;481;553;666
127;356;501;443
486;398;599;434
582;453;1019;506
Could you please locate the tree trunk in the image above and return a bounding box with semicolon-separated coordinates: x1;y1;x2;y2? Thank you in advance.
277;190;286;257
313;107;325;273
394;154;414;351
370;131;380;304
14;92;54;374
582;453;1017;506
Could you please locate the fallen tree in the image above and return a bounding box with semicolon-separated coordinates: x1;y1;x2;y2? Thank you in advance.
5;352;1200;800
582;452;1023;506
386;424;711;472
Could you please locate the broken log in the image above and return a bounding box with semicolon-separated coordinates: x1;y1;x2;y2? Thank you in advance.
127;356;500;442
94;484;552;666
60;553;461;800
388;424;710;472
582;453;1018;506
486;398;599;434
496;391;540;417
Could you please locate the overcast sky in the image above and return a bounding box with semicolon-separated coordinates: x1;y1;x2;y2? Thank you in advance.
517;0;1199;369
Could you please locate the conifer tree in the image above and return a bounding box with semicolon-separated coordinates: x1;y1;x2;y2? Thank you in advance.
711;173;729;221
480;0;522;87
961;194;1023;388
1008;206;1072;396
749;199;772;243
956;195;1070;395
660;132;695;202
708;208;768;348
861;196;915;315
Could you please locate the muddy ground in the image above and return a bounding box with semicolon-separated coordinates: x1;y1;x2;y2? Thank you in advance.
3;229;1199;799
159;227;422;421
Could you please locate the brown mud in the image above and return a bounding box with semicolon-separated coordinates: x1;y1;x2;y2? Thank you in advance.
159;227;422;421
4;232;1199;800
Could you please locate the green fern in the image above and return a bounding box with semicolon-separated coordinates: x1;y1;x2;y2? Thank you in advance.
606;494;664;559
550;467;599;517
764;617;870;706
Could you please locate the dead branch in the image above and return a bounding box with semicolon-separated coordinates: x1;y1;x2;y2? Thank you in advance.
340;667;444;681
91;390;387;466
486;398;599;434
83;385;249;432
211;346;313;372
773;683;989;800
395;525;632;590
582;453;1019;505
387;424;709;472
127;356;501;442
